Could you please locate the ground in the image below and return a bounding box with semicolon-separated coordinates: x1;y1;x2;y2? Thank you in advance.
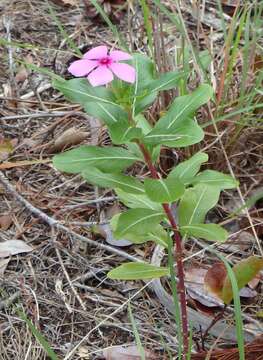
0;1;262;359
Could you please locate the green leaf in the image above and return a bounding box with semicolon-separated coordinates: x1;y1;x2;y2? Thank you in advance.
109;124;143;145
178;184;220;226
143;118;204;147
168;152;208;185
53;78;130;128
144;177;185;203
53;145;140;174
84;101;129;127
133;53;155;91
180;224;228;242
146;225;169;248
116;189;162;211
222;256;263;304
53;78;116;106
143;70;187;93
107;262;169;280
135;92;157;114
111;215;167;246
190;170;238;189
114;208;164;238
82;167;144;194
132;55;186;114
134;114;152;134
152;84;213;131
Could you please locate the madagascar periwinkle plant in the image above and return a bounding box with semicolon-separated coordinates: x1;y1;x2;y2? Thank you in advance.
52;45;240;357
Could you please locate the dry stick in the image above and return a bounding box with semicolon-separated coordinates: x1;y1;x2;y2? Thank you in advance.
137;142;189;357
0;171;142;263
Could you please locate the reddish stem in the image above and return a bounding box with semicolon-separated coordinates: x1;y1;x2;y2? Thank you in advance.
138;142;189;356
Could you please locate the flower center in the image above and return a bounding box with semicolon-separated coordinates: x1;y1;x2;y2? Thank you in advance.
99;57;112;66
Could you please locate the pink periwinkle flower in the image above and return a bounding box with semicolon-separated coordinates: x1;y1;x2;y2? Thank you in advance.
68;45;136;87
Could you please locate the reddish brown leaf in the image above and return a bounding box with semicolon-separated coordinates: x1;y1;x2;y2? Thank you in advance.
204;262;227;298
185;267;223;307
0;214;13;230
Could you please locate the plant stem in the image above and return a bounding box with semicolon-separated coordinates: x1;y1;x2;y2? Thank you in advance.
137;142;189;357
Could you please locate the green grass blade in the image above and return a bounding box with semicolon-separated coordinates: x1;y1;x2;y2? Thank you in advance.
139;0;154;58
217;257;245;360
17;308;59;360
128;302;145;360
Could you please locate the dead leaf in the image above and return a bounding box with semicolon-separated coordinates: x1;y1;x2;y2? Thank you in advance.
204;263;227;298
0;135;16;160
185;267;224;307
49;127;89;153
0;257;10;276
103;345;155;360
239;287;257;299
0;240;33;258
15;66;28;83
248;273;261;289
0;214;13;230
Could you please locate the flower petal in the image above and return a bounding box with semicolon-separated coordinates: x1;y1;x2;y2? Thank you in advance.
109;63;136;83
68;59;98;77
84;46;108;60
110;50;132;61
87;66;114;86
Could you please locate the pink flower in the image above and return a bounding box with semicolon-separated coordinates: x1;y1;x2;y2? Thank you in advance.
68;45;136;87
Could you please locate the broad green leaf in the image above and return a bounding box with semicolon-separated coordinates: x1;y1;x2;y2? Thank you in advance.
53;145;140;174
222;256;263;304
190;170;238;189
84;102;129;127
143;70;187;93
109;124;143;145
146;225;169;248
169;152;208;185
143;118;204;147
116;189;162;211
144;177;185;203
135;92;157;114
178;184;220;226
114;208;164;238
53;78;116;106
152;84;213;131
134;114;152;134
111;214;167;246
107;262;169;280
133;53;155;91
82;167;144;194
53;78;128;128
180;224;228;242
